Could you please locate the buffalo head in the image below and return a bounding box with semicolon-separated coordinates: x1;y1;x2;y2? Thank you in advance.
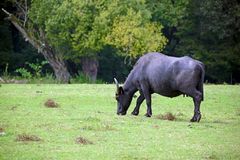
114;78;133;115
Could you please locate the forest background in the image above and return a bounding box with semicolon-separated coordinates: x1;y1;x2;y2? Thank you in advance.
0;0;239;84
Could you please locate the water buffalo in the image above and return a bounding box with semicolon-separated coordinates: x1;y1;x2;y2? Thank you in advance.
114;52;205;122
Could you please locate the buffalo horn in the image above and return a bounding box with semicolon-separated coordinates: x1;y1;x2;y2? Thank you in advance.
114;78;119;92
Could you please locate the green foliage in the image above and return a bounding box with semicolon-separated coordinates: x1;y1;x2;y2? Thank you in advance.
29;0;68;56
105;8;167;57
29;0;167;60
145;0;190;55
29;0;103;59
2;0;240;83
70;0;104;56
15;68;32;79
70;73;104;84
98;46;132;83
71;73;93;84
29;73;56;84
15;60;48;79
146;0;190;27
174;0;240;83
26;60;48;78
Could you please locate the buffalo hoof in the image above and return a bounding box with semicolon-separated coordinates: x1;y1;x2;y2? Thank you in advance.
117;111;127;116
196;114;201;122
145;113;152;117
190;114;201;122
131;111;139;116
190;118;196;122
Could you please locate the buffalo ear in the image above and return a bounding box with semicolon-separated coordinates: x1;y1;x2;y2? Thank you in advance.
119;87;124;95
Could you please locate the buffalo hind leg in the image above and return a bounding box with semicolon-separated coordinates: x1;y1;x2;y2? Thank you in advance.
190;90;202;122
132;93;145;116
181;88;202;122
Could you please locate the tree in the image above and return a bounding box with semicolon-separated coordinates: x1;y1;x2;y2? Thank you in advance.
2;0;71;83
175;0;240;83
145;0;190;55
146;0;240;83
37;0;103;82
29;0;168;81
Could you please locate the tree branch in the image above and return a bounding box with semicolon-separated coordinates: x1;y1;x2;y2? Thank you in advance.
2;8;43;53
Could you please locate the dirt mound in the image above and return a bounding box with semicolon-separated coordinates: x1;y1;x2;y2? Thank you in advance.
16;134;41;142
0;127;5;136
44;99;59;108
75;136;93;145
156;112;176;121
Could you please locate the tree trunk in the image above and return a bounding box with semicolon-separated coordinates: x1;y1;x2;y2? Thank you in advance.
81;57;99;82
42;48;70;83
2;8;71;83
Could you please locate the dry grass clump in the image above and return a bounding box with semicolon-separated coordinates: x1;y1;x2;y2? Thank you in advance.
236;109;240;116
75;136;93;145
81;124;116;131
16;134;41;142
44;99;59;108
156;112;176;121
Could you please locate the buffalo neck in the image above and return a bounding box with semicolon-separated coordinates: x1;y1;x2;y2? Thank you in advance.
123;75;138;97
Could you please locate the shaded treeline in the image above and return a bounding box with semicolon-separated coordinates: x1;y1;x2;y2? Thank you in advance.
0;0;239;83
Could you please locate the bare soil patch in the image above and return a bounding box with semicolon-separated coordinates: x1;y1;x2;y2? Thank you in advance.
10;106;17;110
156;112;176;121
153;125;160;129
44;99;59;108
16;134;41;142
75;136;93;145
0;127;5;136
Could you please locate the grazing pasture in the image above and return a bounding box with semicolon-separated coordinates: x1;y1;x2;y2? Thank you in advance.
0;84;239;159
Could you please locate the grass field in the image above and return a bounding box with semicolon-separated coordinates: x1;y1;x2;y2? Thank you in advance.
0;84;240;160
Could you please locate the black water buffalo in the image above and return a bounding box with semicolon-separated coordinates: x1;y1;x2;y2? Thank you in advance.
114;52;205;122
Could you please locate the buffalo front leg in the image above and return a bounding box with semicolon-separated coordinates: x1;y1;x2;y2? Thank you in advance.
141;84;152;117
144;93;152;117
190;91;202;122
131;93;145;116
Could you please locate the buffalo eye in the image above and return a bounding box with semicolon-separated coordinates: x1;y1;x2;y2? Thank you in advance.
119;87;124;95
115;94;119;101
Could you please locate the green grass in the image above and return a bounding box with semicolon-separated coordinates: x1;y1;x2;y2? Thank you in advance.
0;84;239;160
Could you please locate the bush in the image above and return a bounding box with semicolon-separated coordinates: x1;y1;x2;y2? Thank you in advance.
70;73;105;84
15;68;32;79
